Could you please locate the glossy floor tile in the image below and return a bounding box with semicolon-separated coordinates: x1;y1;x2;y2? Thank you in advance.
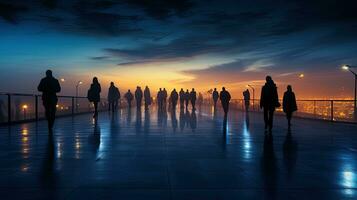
0;106;356;199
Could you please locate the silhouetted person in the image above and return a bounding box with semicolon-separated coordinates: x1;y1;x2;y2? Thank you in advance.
220;87;231;116
107;82;120;112
197;92;203;111
190;88;197;110
243;89;250;111
135;86;143;109
157;88;163;110
170;89;178;110
87;77;101;118
144;86;151;110
283;85;297;128
184;89;190;109
260;76;280;131
162;88;168;109
212;88;219;109
125;89;133;108
38;70;61;131
179;88;185;109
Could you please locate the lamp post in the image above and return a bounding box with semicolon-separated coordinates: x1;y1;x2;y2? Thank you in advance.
22;105;28;120
342;65;357;118
247;85;255;111
76;81;83;112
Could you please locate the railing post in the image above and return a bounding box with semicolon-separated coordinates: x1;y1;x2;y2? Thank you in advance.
72;97;75;115
7;94;11;125
330;100;334;122
35;95;38;121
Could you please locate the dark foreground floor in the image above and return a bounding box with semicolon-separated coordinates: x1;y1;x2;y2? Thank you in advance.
0;106;356;200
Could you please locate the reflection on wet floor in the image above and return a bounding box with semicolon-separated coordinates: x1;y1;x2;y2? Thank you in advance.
0;105;356;199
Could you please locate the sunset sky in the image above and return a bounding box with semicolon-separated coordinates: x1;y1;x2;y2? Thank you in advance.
1;0;357;99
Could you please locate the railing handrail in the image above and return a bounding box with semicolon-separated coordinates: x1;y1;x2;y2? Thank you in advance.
0;92;88;99
231;98;356;102
1;92;355;102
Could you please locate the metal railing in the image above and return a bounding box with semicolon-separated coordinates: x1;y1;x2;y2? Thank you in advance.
0;92;356;124
228;99;357;123
0;92;108;125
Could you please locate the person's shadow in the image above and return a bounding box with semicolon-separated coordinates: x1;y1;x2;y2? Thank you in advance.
261;133;277;200
171;109;178;132
88;120;101;160
179;108;185;132
40;135;57;190
144;109;150;134
136;108;142;134
283;128;298;180
127;107;132;126
190;110;197;132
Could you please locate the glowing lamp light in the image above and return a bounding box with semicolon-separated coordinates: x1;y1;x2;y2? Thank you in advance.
78;81;83;85
342;65;350;71
299;73;305;78
22;105;28;109
60;78;65;82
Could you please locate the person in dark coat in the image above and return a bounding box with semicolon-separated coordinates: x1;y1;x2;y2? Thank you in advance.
38;70;61;132
283;85;297;128
184;89;190;110
144;86;151;110
157;88;163;110
220;87;231;116
135;86;143;109
162;88;168;109
107;82;120;112
179;88;185;109
190;88;197;110
243;89;250;111
260;76;280;131
125;89;133;108
212;88;219;109
87;77;101;118
170;89;179;110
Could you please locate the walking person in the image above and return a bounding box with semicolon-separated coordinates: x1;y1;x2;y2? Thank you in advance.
179;88;185;109
87;77;101;118
260;76;280;131
125;89;134;108
135;86;143;109
283;85;297;128
190;88;197;110
107;82;120;112
243;89;250;112
170;89;179;110
162;88;168;109
212;88;219;109
184;89;190;110
157;88;163;110
144;86;151;110
37;70;61;132
220;87;231;116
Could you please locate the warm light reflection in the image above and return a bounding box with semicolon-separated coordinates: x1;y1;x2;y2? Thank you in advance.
242;118;252;160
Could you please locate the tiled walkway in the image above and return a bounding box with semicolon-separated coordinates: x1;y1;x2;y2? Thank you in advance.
0;106;356;199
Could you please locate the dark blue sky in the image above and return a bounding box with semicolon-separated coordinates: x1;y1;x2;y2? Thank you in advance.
1;0;357;98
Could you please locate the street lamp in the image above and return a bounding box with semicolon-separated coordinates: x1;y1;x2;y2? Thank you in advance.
341;65;357;118
247;85;255;111
76;81;83;112
60;78;65;82
298;73;305;78
22;104;28;120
